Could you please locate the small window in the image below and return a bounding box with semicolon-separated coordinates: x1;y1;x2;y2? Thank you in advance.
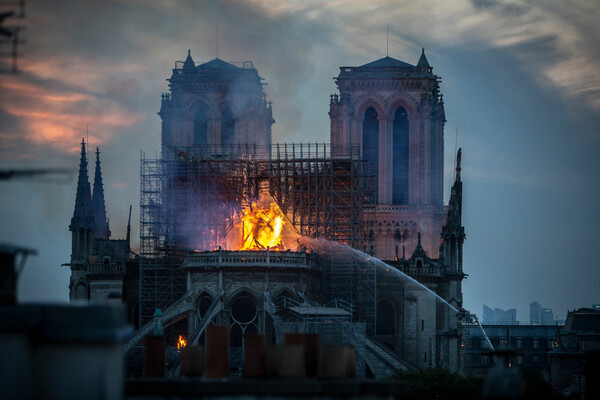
421;319;425;331
533;339;539;349
516;339;522;349
480;339;487;349
516;355;523;364
500;338;508;347
482;355;489;365
532;355;540;365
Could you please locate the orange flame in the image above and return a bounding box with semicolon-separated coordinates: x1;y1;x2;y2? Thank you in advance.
177;335;187;351
240;201;285;251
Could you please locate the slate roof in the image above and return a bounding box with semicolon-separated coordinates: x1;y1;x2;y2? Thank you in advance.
360;56;414;68
196;58;242;71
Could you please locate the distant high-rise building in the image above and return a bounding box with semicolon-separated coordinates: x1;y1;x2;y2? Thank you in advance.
530;301;555;325
541;308;554;324
483;305;517;324
530;301;541;324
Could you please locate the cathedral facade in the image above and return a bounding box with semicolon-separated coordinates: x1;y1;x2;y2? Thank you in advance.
330;50;446;260
65;49;466;375
159;51;274;159
328;51;464;371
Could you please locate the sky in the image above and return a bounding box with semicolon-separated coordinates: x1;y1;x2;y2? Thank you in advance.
0;0;598;322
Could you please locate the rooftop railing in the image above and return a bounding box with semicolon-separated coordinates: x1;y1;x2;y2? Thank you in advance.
183;250;318;270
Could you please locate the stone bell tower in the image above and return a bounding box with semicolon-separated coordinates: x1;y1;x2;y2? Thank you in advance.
329;49;446;259
159;50;274;160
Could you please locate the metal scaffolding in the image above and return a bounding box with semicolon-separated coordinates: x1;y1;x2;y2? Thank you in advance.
139;143;377;327
139;149;262;324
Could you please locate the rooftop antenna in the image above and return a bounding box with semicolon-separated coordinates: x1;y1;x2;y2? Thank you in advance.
216;24;219;59
386;25;389;57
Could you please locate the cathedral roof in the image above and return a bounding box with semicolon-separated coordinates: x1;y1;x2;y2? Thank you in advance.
360;56;414;68
196;58;243;71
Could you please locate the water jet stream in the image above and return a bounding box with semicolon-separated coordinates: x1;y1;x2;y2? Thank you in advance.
299;236;497;360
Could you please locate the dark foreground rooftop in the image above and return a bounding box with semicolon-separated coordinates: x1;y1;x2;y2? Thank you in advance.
125;378;409;399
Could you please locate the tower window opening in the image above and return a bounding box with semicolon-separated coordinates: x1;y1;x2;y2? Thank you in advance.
392;107;409;204
363;107;379;203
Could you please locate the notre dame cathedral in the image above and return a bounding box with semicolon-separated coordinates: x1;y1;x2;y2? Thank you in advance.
65;47;466;376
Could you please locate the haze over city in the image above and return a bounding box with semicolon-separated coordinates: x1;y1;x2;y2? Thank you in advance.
0;0;599;321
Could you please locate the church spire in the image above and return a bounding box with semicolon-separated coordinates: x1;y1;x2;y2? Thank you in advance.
440;148;465;272
448;148;462;224
92;147;110;239
455;147;462;183
70;138;93;230
417;48;430;68
182;49;195;71
409;231;430;262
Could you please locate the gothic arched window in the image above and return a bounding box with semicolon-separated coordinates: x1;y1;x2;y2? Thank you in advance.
196;292;214;320
194;107;208;146
363;107;379;203
392;107;409;204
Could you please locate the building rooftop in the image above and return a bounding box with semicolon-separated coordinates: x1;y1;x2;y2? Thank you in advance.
564;308;600;333
196;57;243;71
359;56;414;68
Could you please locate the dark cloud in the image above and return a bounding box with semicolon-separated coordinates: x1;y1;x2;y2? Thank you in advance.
0;0;598;320
470;0;531;16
